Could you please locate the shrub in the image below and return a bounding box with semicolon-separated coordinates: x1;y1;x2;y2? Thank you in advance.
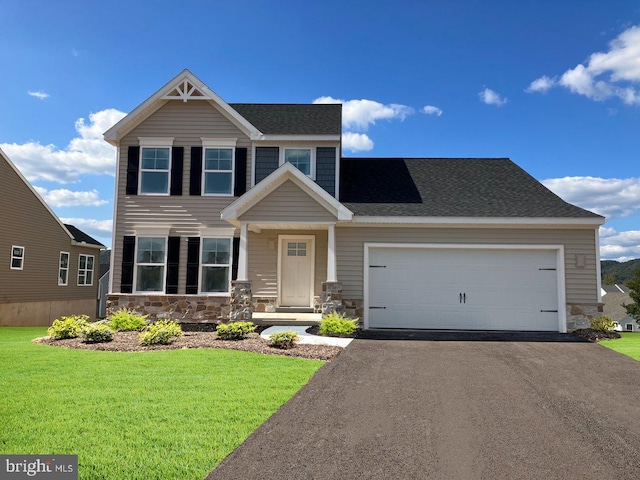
47;315;90;340
108;308;148;331
269;331;299;349
216;321;256;340
139;320;183;346
81;323;114;343
591;316;616;332
319;312;359;336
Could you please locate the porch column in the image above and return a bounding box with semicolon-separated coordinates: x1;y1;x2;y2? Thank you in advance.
327;223;337;282
237;222;249;281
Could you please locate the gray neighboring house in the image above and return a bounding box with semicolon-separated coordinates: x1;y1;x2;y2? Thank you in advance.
0;149;105;326
601;284;640;332
104;69;605;332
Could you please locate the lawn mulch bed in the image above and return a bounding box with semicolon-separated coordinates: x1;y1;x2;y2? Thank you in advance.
34;331;342;361
572;328;621;342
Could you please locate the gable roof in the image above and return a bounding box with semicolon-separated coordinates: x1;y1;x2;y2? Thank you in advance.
230;104;342;135
340;158;604;220
64;224;105;247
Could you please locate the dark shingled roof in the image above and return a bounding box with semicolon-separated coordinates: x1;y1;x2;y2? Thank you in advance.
64;224;105;247
340;158;603;218
229;103;341;135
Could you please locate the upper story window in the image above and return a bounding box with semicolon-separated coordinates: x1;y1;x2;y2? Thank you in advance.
202;138;236;196
135;237;166;293
10;246;24;270
138;138;174;195
78;254;95;286
59;252;69;286
283;148;312;177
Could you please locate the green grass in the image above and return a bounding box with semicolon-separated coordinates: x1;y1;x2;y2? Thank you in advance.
600;332;640;361
0;327;324;479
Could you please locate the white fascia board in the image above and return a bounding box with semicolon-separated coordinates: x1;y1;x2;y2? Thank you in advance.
71;241;104;250
104;69;262;144
252;134;341;142
348;216;605;227
221;162;353;221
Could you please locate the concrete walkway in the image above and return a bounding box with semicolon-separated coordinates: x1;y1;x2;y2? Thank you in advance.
208;333;640;480
260;325;353;347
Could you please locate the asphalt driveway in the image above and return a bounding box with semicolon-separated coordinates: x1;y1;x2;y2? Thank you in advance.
207;332;640;480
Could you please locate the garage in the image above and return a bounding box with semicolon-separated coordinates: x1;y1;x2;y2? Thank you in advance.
365;245;564;332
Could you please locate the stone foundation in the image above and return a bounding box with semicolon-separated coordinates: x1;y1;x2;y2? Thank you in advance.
106;294;230;323
253;297;277;313
321;282;345;315
230;281;253;321
566;302;604;330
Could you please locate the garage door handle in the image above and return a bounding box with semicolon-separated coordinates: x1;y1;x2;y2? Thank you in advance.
540;310;558;313
463;293;466;303
369;306;387;309
459;293;462;303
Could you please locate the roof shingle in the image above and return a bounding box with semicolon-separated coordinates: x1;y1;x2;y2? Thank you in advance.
230;103;342;135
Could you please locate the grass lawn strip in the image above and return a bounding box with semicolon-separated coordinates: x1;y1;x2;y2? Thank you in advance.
600;332;640;361
0;327;324;479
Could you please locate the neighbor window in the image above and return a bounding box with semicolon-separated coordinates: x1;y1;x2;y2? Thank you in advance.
140;147;171;194
283;148;312;177
203;148;233;195
59;252;69;286
626;324;634;332
78;254;94;286
135;237;166;292
10;246;24;270
200;238;232;293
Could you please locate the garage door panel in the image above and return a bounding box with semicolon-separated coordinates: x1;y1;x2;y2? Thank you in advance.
368;247;560;331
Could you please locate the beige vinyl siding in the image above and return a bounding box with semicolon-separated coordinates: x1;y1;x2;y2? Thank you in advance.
336;226;599;303
239;180;337;223
248;230;328;297
112;100;251;292
0;156;99;308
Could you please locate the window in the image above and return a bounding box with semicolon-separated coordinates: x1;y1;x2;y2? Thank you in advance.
78;254;94;286
204;148;233;195
59;252;69;286
626;324;634;332
10;246;24;270
283;148;312;177
287;242;307;257
200;238;232;293
135;237;166;292
140;147;171;194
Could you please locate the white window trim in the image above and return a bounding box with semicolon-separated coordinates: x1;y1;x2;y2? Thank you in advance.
10;245;24;270
199;236;234;295
201;138;237;197
77;254;95;287
59;251;69;286
138;137;174;196
133;236;168;294
280;147;316;180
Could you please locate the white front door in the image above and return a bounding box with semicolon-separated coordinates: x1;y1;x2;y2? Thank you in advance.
279;235;315;307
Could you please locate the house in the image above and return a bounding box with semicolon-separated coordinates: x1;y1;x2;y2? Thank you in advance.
0;149;105;326
601;284;640;332
104;69;604;332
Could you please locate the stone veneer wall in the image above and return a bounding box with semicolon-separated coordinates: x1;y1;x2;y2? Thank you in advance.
566;302;603;330
343;299;365;320
107;294;230;323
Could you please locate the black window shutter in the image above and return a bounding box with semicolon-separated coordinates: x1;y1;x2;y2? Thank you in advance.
170;147;183;196
121;236;135;293
126;147;140;195
186;237;201;294
231;237;240;280
190;147;202;195
166;236;180;294
234;148;247;197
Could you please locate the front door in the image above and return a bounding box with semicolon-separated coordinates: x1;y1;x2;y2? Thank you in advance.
279;235;315;307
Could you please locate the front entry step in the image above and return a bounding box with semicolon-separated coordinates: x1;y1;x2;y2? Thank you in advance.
276;307;315;314
252;312;321;326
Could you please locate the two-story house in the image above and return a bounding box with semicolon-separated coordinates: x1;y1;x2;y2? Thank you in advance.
0;149;104;326
105;70;604;332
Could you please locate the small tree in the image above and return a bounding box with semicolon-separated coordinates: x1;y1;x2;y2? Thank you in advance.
623;269;640;325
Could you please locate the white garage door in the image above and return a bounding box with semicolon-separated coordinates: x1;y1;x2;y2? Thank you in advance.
367;247;560;331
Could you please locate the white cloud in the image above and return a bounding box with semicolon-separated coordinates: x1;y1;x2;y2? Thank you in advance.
342;132;374;152
542;176;640;219
28;90;49;100
34;186;108;207
60;218;113;241
0;108;126;183
479;88;507;106
599;228;640;261
422;105;443;116
530;25;640;105
313;96;413;131
526;76;556;93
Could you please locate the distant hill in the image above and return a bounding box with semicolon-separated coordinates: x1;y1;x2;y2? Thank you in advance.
601;258;640;285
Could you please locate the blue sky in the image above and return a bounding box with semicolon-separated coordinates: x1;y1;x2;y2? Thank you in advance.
1;0;640;260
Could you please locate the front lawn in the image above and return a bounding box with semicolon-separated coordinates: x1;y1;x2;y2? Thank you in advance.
0;327;324;479
600;332;640;361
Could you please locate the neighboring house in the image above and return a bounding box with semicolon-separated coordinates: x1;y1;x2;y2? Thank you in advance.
0;149;105;326
97;250;111;317
104;69;604;332
601;284;640;332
